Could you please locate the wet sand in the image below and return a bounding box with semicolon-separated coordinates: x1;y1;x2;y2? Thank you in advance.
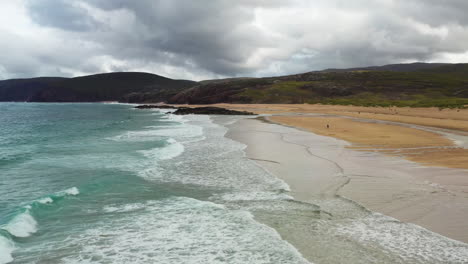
270;115;468;169
179;103;468;243
226;117;468;246
205;104;468;169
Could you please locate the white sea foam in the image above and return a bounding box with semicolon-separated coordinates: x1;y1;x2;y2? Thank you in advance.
136;138;186;180
106;130;164;142
164;113;187;122
219;191;293;202
64;187;79;196
140;114;290;192
335;213;468;263
155;141;185;160
154;109;176;114
103;203;146;213
106;123;202;142
143;124;203;138
37;197;53;204
0;236;14;264
2;210;38;238
31;187;79;206
59;197;310;264
139;139;185;161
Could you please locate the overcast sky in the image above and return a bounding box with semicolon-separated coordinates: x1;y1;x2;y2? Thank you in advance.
1;0;468;80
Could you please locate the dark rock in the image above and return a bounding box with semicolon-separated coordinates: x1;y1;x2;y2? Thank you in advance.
135;105;178;109
135;105;255;115
172;107;254;115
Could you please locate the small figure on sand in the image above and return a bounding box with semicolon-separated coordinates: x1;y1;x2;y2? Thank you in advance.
327;124;330;129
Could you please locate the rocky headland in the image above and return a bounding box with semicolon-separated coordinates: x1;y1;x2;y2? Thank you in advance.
135;105;255;115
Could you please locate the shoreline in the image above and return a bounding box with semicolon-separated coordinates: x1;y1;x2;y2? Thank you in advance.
225;116;468;251
269;115;468;169
211;104;468;169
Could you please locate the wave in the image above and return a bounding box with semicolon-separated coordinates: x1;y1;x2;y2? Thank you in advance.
0;235;14;264
2;209;37;238
1;187;80;238
0;186;81;263
137;139;185;180
106;125;202;142
139;138;185;161
142;125;203;139
37;197;53;204
106;113;204;144
30;187;80;207
55;197;309;264
62;187;80;196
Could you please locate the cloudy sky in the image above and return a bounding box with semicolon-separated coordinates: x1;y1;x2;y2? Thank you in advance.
1;0;468;80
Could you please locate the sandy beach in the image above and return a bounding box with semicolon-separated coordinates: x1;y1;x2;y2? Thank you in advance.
213;104;468;169
221;104;468;248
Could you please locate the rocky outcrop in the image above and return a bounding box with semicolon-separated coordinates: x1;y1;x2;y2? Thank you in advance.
135;105;254;115
172;107;254;115
134;105;178;109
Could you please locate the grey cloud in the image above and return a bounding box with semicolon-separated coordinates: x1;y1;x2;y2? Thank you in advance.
397;0;468;26
27;0;98;31
0;0;467;80
22;0;281;76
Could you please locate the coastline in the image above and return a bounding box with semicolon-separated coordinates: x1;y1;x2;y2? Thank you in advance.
225;115;468;252
175;103;468;169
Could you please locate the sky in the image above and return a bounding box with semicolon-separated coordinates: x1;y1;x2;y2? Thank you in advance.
1;0;468;81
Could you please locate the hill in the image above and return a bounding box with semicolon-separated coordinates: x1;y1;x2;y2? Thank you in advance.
0;72;197;103
320;62;450;73
169;63;468;108
2;63;468;107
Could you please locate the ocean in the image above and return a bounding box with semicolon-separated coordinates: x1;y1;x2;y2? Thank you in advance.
1;103;467;264
0;103;306;263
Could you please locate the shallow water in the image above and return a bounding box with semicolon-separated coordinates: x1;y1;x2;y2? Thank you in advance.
0;103;307;263
1;103;467;264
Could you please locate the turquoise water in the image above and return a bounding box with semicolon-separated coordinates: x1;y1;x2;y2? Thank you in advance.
0;103;306;263
1;103;468;264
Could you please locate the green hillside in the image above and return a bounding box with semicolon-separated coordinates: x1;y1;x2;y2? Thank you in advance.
170;64;468;108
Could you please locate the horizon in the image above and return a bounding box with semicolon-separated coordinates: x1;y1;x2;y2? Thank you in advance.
1;1;468;81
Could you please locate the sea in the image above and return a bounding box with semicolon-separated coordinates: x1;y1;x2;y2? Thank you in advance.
0;103;467;264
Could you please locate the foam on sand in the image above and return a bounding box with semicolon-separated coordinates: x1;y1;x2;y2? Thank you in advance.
335;212;468;263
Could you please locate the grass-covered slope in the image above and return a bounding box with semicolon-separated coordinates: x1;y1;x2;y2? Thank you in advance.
2;63;467;107
0;72;197;103
169;64;468;108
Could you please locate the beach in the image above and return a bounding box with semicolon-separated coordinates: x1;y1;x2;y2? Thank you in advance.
221;104;468;247
2;103;468;264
